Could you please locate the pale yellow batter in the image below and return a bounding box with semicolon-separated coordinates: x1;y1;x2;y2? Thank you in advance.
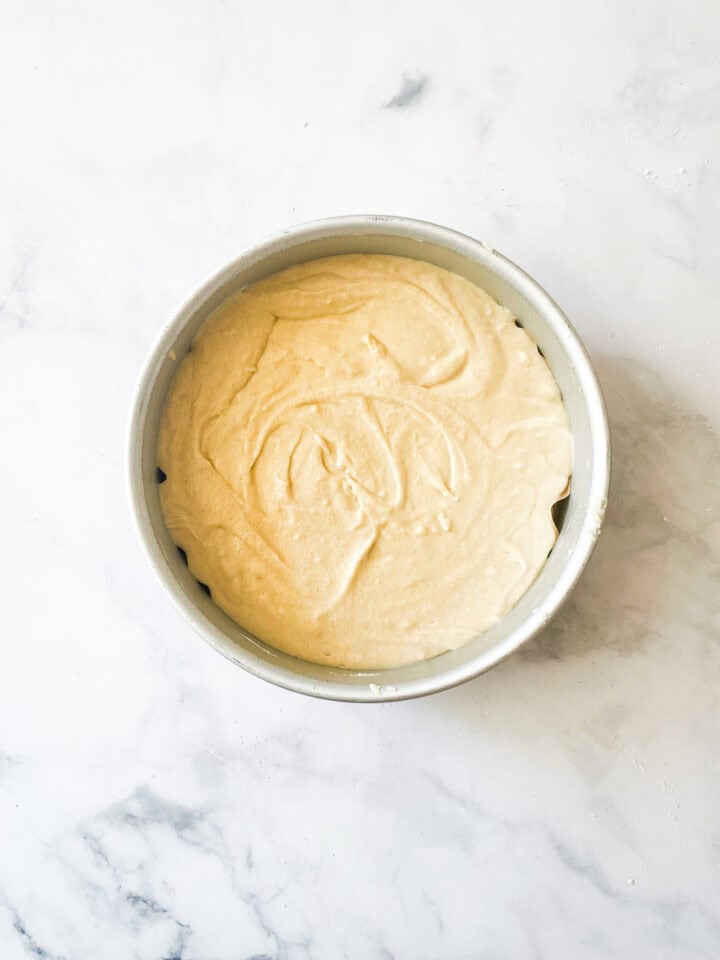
158;255;572;668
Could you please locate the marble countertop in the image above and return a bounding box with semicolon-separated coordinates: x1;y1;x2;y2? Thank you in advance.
2;1;719;957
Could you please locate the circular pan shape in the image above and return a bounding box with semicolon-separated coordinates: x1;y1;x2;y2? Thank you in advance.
127;216;610;702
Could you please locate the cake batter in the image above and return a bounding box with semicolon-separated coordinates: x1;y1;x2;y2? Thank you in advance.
158;255;572;668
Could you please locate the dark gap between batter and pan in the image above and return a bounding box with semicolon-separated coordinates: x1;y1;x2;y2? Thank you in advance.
156;467;211;597
552;494;570;534
511;322;569;543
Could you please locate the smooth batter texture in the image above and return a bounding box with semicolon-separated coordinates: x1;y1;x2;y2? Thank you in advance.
158;255;572;668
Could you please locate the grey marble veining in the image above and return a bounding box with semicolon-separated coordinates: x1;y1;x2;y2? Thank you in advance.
1;0;719;957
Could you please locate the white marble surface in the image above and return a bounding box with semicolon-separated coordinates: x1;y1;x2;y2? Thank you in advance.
2;1;720;957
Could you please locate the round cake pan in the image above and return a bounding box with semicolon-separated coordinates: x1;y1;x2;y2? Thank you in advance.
127;216;610;702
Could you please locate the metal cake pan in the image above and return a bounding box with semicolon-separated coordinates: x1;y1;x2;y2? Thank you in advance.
127;216;610;701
